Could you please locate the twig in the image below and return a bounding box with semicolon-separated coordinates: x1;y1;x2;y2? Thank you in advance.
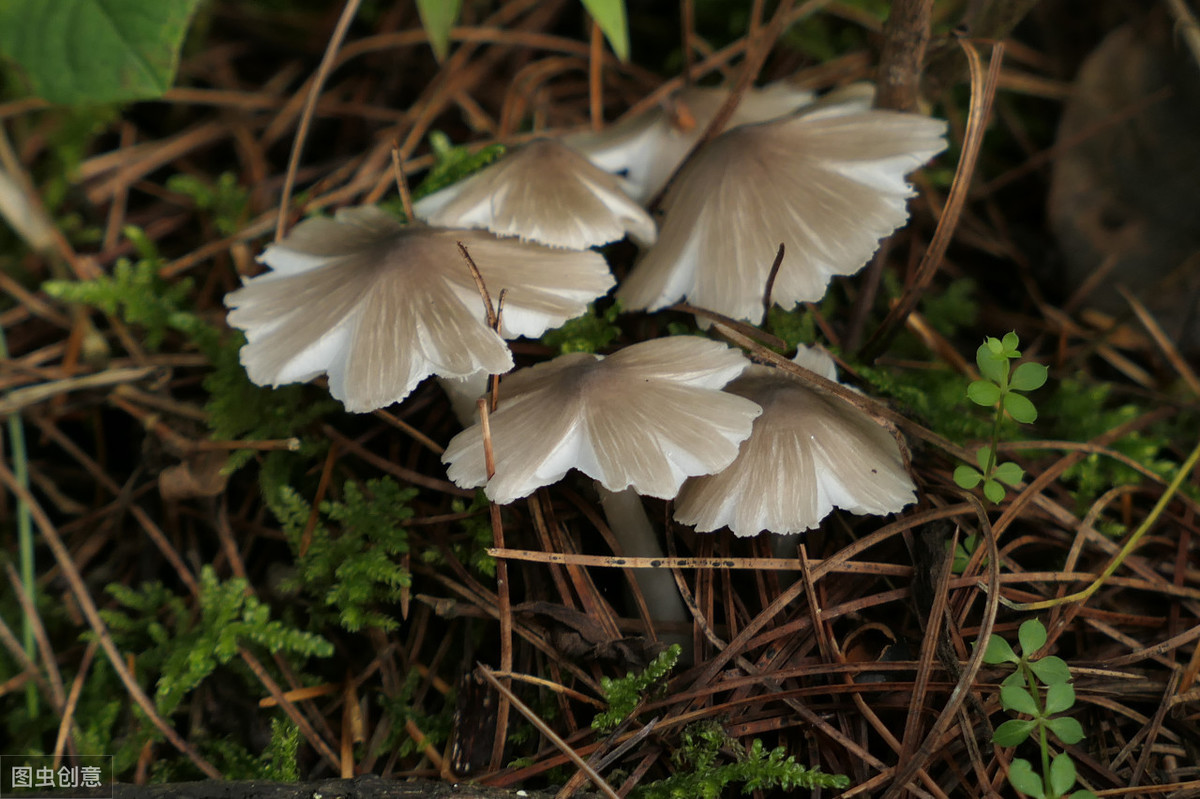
874;0;934;112
391;143;415;220
476;664;621;799
275;0;364;241
0;460;222;778
761;243;786;318
858;38;1004;361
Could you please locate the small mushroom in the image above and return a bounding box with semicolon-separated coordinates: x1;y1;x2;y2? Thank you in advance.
441;336;762;503
413;138;656;249
565;82;817;204
617;103;947;323
674;346;916;536
224;206;614;412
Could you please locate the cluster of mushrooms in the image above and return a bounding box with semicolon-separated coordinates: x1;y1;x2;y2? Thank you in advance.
225;81;946;538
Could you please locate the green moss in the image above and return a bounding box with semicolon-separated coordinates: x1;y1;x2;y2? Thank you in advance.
541;302;622;354
635;721;849;798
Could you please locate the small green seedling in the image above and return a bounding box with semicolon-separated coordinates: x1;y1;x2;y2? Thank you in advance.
955;332;1047;503
983;619;1096;799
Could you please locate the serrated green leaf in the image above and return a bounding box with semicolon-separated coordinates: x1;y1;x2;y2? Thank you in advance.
1049;752;1077;795
416;0;462;62
0;0;203;104
993;718;1036;746
1045;681;1075;714
1018;619;1047;654
579;0;630;61
1011;361;1048;392
1046;716;1085;744
984;479;1006;504
968;379;1002;406
1000;684;1039;716
1030;655;1072;686
983;634;1019;664
994;461;1024;486
1005;392;1038;423
1008;758;1045;798
955;464;983;488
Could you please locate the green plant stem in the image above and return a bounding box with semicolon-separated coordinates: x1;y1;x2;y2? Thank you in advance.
1023;663;1054;798
984;368;1009;480
1009;434;1200;610
0;324;37;717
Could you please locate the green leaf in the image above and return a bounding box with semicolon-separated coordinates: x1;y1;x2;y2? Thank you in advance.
1049;752;1077;796
993;718;1036;746
1069;791;1099;799
1018;619;1047;655
416;0;462;62
0;0;203;104
1046;716;1085;745
1030;656;1072;686
1000;684;1039;716
579;0;630;61
977;445;994;472
954;464;983;489
1005;392;1039;423
983;634;1019;665
967;379;1002;406
983;479;1006;504
1044;681;1075;715
1011;361;1048;392
994;461;1024;486
977;342;1008;383
1008;758;1045;798
1002;331;1020;353
986;337;1004;356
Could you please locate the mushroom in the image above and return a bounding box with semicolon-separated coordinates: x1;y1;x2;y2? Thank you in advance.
224;206;614;412
565;81;817;204
441;336;762;503
674;345;916;536
413;138;656;250
616;103;947;324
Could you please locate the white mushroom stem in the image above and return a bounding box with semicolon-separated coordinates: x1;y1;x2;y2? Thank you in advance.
596;485;690;638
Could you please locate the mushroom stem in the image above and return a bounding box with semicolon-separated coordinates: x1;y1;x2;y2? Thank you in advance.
596;485;690;638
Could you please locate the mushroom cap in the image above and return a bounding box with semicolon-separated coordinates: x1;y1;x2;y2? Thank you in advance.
674;347;916;536
413;138;657;249
441;336;763;503
616;104;948;323
224;206;614;412
565;82;817;204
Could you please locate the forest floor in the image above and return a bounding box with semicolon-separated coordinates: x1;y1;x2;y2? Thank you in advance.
2;1;1199;797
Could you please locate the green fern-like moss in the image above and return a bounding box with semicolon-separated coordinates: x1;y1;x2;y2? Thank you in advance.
97;566;332;718
541;301;622;354
634;722;849;798
592;644;681;733
262;460;418;632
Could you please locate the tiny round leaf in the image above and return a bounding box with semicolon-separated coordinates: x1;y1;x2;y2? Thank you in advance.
1000;684;1039;716
1018;619;1047;654
1030;655;1072;686
1004;393;1038;423
994;461;1025;486
983;634;1019;665
954;464;983;489
1046;716;1085;744
1045;681;1075;715
1011;361;1048;391
993;718;1036;746
1008;759;1045;798
968;380;1002;406
1049;752;1077;795
984;479;1006;504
